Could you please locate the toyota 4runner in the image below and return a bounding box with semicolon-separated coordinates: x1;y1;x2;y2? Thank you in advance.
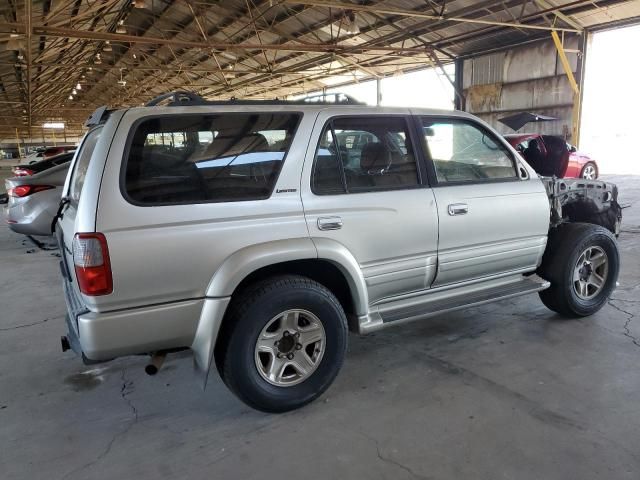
56;92;622;412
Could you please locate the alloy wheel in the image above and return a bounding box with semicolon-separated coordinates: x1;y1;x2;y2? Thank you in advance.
582;165;596;180
254;309;326;387
573;246;608;300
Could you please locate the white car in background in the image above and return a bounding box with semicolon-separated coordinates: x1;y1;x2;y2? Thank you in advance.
19;145;76;165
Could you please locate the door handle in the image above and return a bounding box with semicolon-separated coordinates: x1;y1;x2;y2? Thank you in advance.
448;203;468;216
317;216;343;231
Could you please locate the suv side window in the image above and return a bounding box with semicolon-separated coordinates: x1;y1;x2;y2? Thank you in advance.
312;116;419;194
69;126;102;203
420;118;517;184
124;113;300;205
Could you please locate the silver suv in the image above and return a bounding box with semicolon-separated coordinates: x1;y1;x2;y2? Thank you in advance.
56;92;622;412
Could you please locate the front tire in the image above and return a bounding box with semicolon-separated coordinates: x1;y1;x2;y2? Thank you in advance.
537;223;619;317
215;275;348;413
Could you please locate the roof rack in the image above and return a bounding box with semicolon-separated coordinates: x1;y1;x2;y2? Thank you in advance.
144;90;364;107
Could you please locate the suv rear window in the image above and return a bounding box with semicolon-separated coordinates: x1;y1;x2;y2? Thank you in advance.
124;113;300;205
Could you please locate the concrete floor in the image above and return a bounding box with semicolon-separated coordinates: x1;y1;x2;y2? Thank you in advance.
1;175;639;480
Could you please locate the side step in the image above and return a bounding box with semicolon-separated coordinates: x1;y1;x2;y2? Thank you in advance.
359;275;549;334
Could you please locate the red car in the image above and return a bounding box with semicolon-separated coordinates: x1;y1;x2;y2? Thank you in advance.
504;134;598;180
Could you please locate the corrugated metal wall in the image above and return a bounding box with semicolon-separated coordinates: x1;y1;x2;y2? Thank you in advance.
462;36;581;141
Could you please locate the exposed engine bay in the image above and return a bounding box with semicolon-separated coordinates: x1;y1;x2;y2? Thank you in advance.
542;177;622;235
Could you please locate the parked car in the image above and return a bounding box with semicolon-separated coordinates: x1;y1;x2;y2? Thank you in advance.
12;151;74;177
504;133;598;179
19;145;76;165
56;92;621;413
5;161;71;236
21;149;46;165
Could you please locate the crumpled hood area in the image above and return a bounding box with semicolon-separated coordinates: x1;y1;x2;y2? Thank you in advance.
542;176;622;235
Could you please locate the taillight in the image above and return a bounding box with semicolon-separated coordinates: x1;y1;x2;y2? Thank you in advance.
7;185;54;197
72;233;113;296
12;168;34;177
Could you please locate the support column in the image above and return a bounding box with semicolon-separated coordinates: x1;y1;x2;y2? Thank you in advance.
551;30;581;144
454;58;465;111
574;32;588;147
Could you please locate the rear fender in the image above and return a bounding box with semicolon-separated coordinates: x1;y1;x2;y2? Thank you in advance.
192;237;369;385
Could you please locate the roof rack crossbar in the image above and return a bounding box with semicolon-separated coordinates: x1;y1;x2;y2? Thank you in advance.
145;91;208;107
84;105;110;127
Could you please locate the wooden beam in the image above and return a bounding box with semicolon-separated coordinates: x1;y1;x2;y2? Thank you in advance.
281;0;582;32
0;22;433;54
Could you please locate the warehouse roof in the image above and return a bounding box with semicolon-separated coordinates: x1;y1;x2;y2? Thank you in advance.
0;0;638;137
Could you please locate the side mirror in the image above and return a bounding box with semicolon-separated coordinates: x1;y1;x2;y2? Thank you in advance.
423;127;435;137
569;145;577;152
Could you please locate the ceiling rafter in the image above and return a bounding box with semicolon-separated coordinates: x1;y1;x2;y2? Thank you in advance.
0;0;637;138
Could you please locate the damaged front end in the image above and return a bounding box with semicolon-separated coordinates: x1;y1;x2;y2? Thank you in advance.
542;177;622;235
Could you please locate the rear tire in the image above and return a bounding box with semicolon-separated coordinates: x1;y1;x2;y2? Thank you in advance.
215;275;348;413
537;223;619;317
580;162;598;180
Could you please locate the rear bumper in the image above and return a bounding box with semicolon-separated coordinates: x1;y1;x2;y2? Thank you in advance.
4;202;54;236
61;262;230;364
74;299;205;361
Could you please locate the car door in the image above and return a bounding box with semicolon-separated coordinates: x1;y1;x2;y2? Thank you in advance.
415;115;550;287
301;111;439;304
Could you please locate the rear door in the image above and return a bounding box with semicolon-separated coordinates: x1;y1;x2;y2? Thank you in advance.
416;116;549;287
301;111;439;304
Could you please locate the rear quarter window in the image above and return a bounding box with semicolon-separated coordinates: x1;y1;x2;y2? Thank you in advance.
123;113;300;205
69;127;103;203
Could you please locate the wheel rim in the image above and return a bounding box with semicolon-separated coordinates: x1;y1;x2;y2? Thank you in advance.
573;246;609;300
254;309;326;387
582;165;596;180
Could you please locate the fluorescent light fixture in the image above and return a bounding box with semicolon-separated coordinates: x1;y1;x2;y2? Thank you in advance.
43;122;65;129
6;38;24;50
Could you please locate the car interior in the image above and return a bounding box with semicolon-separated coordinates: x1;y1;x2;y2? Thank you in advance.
516;135;570;177
313;119;419;193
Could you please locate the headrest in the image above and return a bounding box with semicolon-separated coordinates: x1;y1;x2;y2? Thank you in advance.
360;142;391;172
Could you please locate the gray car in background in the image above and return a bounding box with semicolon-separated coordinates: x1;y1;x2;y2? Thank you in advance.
5;161;71;236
